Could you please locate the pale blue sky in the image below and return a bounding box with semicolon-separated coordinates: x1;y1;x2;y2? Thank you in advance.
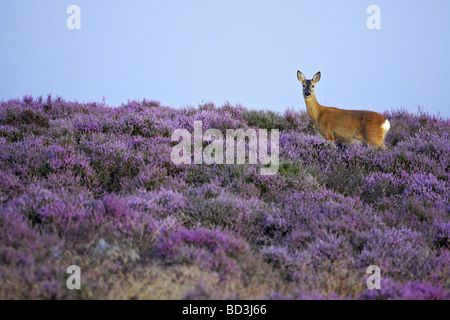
1;1;449;117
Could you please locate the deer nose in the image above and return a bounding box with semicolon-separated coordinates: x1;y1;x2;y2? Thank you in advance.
305;91;311;97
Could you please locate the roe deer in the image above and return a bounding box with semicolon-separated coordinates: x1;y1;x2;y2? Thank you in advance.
297;70;390;148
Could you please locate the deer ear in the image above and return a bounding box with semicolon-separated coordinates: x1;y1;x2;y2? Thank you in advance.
313;72;321;83
297;70;306;84
313;71;320;83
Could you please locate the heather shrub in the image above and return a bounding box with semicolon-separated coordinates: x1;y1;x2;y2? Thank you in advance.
0;97;448;299
358;278;449;300
360;172;405;204
0;207;68;299
121;165;185;193
282;109;313;133
183;191;263;242
266;290;345;300
77;134;144;192
127;188;186;220
0;170;25;203
384;108;450;146
433;222;449;249
355;227;430;279
193;108;245;133
156;226;256;282
243;109;287;130
0;124;23;142
2;107;49;128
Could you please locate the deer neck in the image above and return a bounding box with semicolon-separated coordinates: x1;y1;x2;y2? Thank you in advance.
304;94;323;122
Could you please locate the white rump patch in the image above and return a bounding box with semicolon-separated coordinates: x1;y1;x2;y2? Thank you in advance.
381;119;391;133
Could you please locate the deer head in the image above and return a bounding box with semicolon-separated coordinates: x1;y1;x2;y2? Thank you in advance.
297;70;321;99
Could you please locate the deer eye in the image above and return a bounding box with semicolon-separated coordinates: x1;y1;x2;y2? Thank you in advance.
303;85;305;88
312;85;315;88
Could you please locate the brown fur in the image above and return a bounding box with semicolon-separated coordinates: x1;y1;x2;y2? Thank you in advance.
298;70;390;148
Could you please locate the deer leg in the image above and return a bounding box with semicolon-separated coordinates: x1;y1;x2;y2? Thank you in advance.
322;129;335;142
336;142;348;151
